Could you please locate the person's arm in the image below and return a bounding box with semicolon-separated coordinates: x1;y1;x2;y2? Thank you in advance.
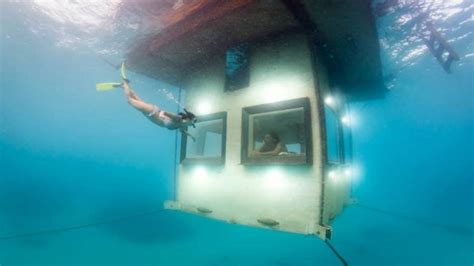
180;128;196;142
251;144;265;156
256;143;284;156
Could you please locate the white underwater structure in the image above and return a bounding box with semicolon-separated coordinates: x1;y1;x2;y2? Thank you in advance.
126;0;385;242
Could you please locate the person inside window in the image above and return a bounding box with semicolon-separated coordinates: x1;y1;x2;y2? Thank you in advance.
252;131;288;156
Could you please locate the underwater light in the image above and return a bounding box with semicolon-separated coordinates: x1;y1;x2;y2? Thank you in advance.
265;168;284;179
188;166;213;191
324;96;334;106
197;100;212;115
259;74;305;104
193;166;209;182
328;170;343;184
263;168;287;191
328;170;336;179
352;164;363;183
345;111;359;128
344;168;352;178
266;93;285;104
194;166;207;176
341;115;350;125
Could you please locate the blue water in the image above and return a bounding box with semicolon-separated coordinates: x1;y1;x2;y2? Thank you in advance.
1;1;473;265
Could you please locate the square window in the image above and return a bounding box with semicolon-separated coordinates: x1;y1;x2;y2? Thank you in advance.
225;43;250;91
181;112;227;165
241;98;312;165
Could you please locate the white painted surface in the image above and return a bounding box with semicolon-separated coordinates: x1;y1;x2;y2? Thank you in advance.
177;32;329;235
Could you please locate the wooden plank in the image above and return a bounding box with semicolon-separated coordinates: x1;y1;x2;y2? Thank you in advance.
160;0;219;28
150;0;256;53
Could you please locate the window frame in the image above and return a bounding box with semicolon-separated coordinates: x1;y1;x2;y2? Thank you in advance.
241;97;313;165
324;104;343;164
180;111;227;165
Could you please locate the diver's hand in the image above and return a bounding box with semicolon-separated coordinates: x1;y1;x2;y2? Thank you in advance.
180;129;196;142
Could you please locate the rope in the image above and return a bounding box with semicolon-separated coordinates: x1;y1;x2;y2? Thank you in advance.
325;239;349;266
0;208;166;241
354;203;473;235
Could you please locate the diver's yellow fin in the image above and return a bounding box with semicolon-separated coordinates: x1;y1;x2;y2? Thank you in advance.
96;82;122;91
96;62;126;92
120;62;127;81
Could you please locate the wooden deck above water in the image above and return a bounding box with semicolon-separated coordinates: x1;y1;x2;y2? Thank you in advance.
125;0;386;101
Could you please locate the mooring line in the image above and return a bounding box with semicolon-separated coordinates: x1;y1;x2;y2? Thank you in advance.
0;208;166;241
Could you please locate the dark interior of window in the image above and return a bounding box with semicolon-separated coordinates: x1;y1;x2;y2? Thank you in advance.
181;112;227;165
225;43;250;91
241;98;312;165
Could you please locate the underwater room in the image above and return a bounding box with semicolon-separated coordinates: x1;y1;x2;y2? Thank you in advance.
0;0;472;265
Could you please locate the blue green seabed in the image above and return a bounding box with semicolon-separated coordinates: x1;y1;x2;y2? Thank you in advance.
0;1;473;265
